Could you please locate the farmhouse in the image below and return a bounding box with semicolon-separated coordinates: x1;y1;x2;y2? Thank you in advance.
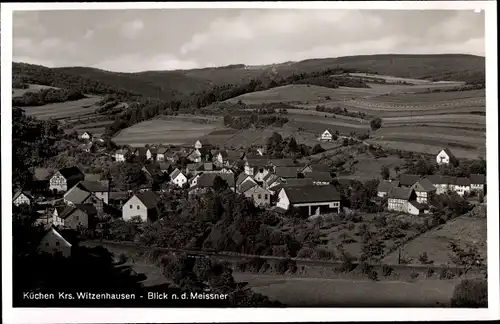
469;174;486;193
114;148;130;162
49;166;85;193
377;180;399;198
52;204;97;229
304;171;333;185
411;178;436;204
387;187;417;213
122;191;161;222
453;177;471;196
277;185;341;217
320;129;334;141
239;183;271;207
170;168;188;188
426;175;454;195
189;173;235;196
436;148;458;166
13;190;33;206
37;226;73;258
398;174;421;188
80;131;93;141
156;147;168;161
236;173;257;191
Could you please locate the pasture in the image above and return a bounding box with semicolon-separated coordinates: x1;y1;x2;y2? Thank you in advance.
382;215;487;266
112;116;231;146
20;96;103;120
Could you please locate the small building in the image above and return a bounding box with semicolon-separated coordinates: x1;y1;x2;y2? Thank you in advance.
275;166;300;179
194;139;212;150
109;191;131;209
114;148;130;162
146;148;156;160
37;226;73;258
320;129;334;141
122;191;161;222
170;168;188;188
79;142;94;153
189;173;235;196
453;177;471;196
377;180;399;198
80;131;93;141
159;162;174;174
411;178;436;204
387;187;416;213
469;174;486;193
270;159;296;168
301;163;331;174
244;158;270;176
407;200;429;216
13;190;33;206
436;148;458;166
277;185;341;216
426;175;455;195
78;180;110;205
398;174;421;188
52;204;97;229
187;149;202;163
156;147;168;162
240;183;272;207
49;166;85;193
236;173;257;191
304;171;333;185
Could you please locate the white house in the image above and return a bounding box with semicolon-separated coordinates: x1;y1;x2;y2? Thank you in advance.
320;129;334;141
469;174;486;193
146;148;156;160
253;167;270;184
122;191;160;222
49;167;85;193
387;187;416;213
407;200;429;216
80;131;93;141
156;147;167;162
436;148;458;166
13;190;33;206
453;177;471;196
37;226;72;258
411;178;436;204
277;185;341;216
427;175;454;195
170;168;188;188
114;148;129;162
377;180;399;198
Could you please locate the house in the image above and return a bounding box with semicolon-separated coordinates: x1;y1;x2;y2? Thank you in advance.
407;200;429;216
253;167;270;184
79;142;94;153
270;159;296;168
84;173;101;182
186;162;216;176
277;185;341;216
108;191;131;209
240;183;272;207
32;168;54;192
301;163;331;174
304;171;333;185
194;139;212;150
275;166;301;179
244;158;270;176
213;150;241;166
436;148;458;166
49;166;85;193
189;173;235;196
187;149;202;163
469;174;486;193
13;190;33;206
146;148;156;160
320;129;334;141
411;178;436;204
387;187;417;213
269;178;315;194
170;168;188;188
122;191;161;222
398;174;421;188
114;148;130;162
52;204;97;229
262;173;279;189
453;177;471;196
377;180;399;198
80;131;93;141
156;147;168;161
159;162;174;174
236;173;257;192
142;164;162;179
163;149;178;163
37;226;73;258
77;180;110;204
426;175;455;195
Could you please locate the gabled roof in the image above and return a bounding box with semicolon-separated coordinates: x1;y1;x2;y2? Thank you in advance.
13;190;33;201
305;171;333;183
414;178;436;192
398;174;421;187
64;186;91;205
309;164;331;173
426;175;456;185
245;158;270;167
81;131;93;136
33;168;54;181
284;178;314;187
147;147;158;154
115;148;129;155
142;164;161;176
195;173;235;188
58;166;84;180
377;180;399;193
170;168;185;180
186;163;203;171
275;167;300;179
469;174;486;185
74;204;98;216
236;173;254;187
455;177;471;186
133;147;148;155
270;159;296;167
134;191;161;209
78;180;109;193
156;147;168;154
440;148;457;161
55;205;77;219
109;191;130;200
283;185;340;204
40;226;73;247
159;162;173;171
84;173;101;181
409;200;428;211
388;187;414;200
239;181;257;194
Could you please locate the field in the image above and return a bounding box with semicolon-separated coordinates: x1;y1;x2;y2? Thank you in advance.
20;96;103;121
12;84;60;97
383;215;487;266
112;115;232;147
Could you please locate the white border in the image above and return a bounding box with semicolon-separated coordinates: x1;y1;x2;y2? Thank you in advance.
2;1;498;323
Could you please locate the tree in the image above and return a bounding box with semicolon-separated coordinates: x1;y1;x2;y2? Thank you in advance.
312;144;325;154
212;176;229;192
418;252;434;265
450;279;487;307
380;165;390;180
449;242;484;274
370;117;383;130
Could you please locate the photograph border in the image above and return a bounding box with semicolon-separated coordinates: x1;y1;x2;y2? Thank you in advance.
2;1;498;323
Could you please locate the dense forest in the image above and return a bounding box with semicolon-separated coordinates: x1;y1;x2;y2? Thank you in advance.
13;87;87;106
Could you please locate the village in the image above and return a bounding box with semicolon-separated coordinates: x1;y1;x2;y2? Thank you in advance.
13;129;487;258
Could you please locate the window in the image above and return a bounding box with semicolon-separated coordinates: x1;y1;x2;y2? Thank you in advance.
55;242;60;246
137;205;140;210
45;243;49;247
258;194;262;199
130;205;133;209
76;216;79;220
264;194;268;199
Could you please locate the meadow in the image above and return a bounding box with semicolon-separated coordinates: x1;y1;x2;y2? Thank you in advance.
20;96;103;121
12;84;60;97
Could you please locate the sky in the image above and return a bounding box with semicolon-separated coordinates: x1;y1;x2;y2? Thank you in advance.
12;9;485;73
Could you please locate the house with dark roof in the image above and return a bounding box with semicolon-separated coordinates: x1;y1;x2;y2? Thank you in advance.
275;166;301;179
37;226;73;258
170;168;188;188
398;174;421;188
159;162;174;174
80;131;93;141
240;183;272;207
453;177;471;196
426;175;456;194
132;147;148;158
244;159;271;176
142;164;162;179
78;180;110;204
114;148;130;162
411;178;436;204
146;147;157;160
277;185;341;217
407;200;430;216
436;148;458;166
84;173;101;182
213;149;242;166
377;180;399;198
387;187;417;214
13;190;33;206
194;139;212;150
189;173;235;196
469;174;486;193
49;166;85;193
304;171;333;185
52;204;97;229
301;163;331;174
270;159;296;168
122;191;161;222
187;148;202;163
269;178;314;194
236;173;257;192
156;147;168;162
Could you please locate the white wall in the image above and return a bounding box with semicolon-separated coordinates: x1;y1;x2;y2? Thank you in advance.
276;189;290;210
122;195;148;222
436;150;450;165
37;228;71;258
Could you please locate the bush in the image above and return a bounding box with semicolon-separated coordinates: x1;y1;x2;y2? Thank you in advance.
426;268;435;278
296;247;315;259
382;264;393;277
368;270;379;281
450;279;487;307
359;262;373;275
370;117;383;130
439;267;456;280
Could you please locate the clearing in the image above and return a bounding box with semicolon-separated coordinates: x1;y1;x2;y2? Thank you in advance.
383;215;487;266
12;84;60;98
20;96;103;121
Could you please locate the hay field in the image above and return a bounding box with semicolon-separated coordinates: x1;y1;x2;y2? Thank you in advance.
112;116;231;146
382;216;487;266
234;273;459;307
21;96;103;120
12;84;60;97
